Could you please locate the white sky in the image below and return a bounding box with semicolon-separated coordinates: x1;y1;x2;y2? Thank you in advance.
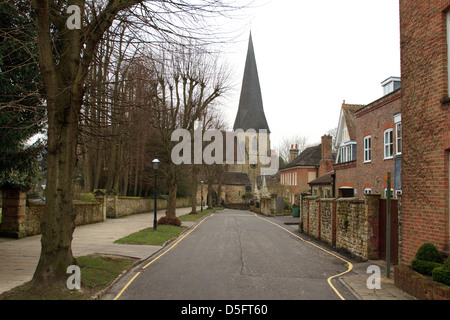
219;0;401;150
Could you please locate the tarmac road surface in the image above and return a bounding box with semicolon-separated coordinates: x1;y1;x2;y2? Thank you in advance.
105;209;355;300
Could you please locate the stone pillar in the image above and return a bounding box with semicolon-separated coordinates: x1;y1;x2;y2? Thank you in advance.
0;189;27;238
94;189;107;222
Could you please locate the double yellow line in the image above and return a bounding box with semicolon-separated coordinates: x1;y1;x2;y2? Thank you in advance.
255;214;353;300
113;213;214;300
113;212;352;300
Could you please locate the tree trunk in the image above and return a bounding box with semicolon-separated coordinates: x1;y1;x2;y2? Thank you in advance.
190;166;198;214
32;91;79;288
166;164;178;217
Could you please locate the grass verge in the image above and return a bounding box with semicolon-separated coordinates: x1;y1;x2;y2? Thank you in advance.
114;225;187;246
0;254;137;300
178;207;223;222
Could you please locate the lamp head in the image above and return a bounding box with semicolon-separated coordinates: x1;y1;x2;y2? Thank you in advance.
152;158;160;170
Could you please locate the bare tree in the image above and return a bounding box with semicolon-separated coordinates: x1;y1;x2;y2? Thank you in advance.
29;0;249;289
145;45;231;217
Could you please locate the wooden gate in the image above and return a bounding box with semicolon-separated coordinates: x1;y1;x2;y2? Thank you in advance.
379;198;399;264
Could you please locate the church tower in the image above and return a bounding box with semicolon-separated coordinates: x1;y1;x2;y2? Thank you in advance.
231;32;271;189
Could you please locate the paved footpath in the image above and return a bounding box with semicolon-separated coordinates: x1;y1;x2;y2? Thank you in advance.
0;208;415;300
0;207;195;295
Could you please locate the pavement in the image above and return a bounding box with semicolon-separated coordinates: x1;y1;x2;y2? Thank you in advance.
0;208;415;300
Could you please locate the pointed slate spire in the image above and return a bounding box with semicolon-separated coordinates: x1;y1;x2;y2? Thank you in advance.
233;33;270;133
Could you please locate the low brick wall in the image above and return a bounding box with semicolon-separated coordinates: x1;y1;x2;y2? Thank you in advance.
300;194;381;261
394;264;450;300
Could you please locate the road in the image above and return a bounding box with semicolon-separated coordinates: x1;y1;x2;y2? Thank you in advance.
105;209;356;300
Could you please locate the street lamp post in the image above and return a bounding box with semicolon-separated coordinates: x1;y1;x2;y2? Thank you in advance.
201;180;204;212
152;156;160;231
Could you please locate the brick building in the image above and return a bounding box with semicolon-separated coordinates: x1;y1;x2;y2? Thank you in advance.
333;79;402;199
280;135;333;204
398;0;450;264
333;102;363;197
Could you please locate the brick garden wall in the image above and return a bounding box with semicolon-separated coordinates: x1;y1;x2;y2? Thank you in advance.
300;194;381;261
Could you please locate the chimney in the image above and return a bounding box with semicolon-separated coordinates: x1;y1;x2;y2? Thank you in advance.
318;135;333;177
289;144;299;162
321;135;332;160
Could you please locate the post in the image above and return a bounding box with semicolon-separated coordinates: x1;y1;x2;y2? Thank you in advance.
201;180;204;212
152;156;160;231
385;172;391;278
154;169;158;231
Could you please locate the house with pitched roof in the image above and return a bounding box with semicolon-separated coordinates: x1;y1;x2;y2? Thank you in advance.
280;135;333;204
333;102;363;197
333;78;402;198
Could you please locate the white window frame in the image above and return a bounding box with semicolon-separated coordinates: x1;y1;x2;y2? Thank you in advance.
384;129;394;159
364;136;372;163
364;188;372;194
384;188;394;198
339;144;354;163
396;122;402;155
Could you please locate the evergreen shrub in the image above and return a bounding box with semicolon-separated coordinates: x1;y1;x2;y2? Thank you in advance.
432;256;450;286
412;243;443;276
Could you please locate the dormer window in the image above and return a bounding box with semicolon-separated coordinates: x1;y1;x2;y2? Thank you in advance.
381;76;401;96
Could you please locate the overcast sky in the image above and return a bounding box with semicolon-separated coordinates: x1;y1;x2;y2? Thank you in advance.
219;0;401;151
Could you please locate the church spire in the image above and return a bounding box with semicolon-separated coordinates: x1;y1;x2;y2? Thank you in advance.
233;32;270;133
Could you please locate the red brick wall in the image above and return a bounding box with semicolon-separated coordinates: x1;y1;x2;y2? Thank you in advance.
399;0;450;264
354;90;401;196
334;161;357;197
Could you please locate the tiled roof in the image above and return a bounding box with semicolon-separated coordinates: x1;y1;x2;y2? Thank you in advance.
342;105;360;140
222;172;250;186
281;144;322;170
308;171;334;185
342;103;363;140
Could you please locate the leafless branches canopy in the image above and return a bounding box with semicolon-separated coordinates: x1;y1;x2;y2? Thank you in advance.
25;0;250;288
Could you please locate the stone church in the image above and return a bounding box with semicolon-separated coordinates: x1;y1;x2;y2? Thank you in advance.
197;33;274;207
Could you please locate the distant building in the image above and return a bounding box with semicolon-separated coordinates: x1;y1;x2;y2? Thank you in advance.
197;32;274;206
308;171;334;198
280;135;333;204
